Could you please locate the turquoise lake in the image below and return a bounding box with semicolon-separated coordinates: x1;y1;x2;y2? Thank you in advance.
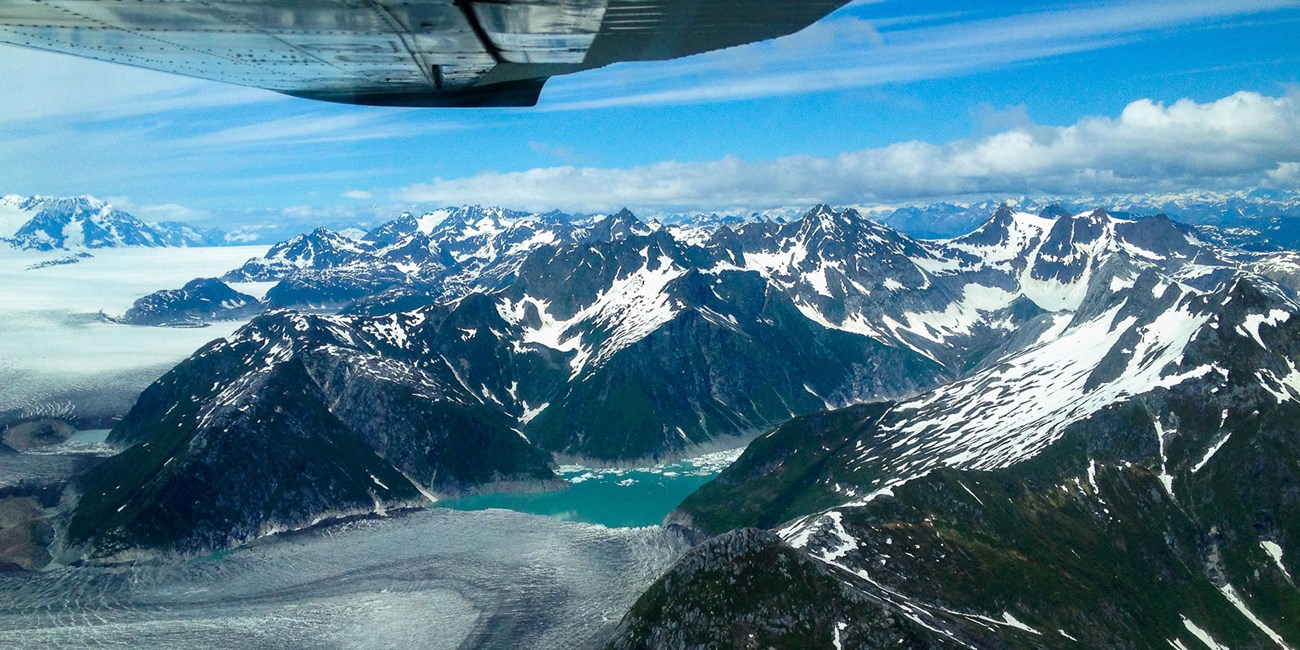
435;449;742;528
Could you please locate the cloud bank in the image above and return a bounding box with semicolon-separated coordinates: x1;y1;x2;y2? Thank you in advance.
396;91;1300;213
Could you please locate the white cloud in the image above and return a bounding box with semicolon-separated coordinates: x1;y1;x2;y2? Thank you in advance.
397;91;1300;213
130;203;211;224
0;46;278;124
103;196;210;223
344;190;374;200
970;103;1035;135
224;224;279;244
528;141;580;163
183;112;470;148
1267;162;1300;187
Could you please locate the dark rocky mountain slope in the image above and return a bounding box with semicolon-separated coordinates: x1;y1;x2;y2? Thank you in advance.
615;268;1300;648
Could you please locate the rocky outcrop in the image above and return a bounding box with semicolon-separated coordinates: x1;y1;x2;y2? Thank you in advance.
0;497;55;571
1;419;74;452
121;278;260;326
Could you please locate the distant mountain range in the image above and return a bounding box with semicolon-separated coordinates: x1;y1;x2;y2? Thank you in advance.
4;189;1298;253
0;195;227;250
652;190;1300;244
866;189;1300;240
863;188;1300;239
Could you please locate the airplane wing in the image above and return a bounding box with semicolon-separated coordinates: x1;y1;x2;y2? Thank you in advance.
0;0;849;107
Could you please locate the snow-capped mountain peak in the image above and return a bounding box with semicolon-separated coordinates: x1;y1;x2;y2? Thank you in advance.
2;194;224;250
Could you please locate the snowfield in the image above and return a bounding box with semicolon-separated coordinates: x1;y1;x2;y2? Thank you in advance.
0;245;267;421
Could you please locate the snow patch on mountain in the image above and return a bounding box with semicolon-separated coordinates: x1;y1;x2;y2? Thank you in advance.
866;294;1212;480
498;251;684;378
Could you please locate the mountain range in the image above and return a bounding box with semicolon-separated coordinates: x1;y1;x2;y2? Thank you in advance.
69;200;1299;563
77;204;954;558
871;189;1300;241
612;212;1300;648
19;194;1300;647
5;188;1297;255
0;195;226;250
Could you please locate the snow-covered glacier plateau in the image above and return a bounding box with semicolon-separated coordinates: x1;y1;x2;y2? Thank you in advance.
0;245;268;422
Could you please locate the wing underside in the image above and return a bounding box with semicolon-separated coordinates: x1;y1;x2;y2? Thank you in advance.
0;0;847;107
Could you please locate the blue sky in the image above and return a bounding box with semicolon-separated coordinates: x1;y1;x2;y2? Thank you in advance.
0;0;1297;230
